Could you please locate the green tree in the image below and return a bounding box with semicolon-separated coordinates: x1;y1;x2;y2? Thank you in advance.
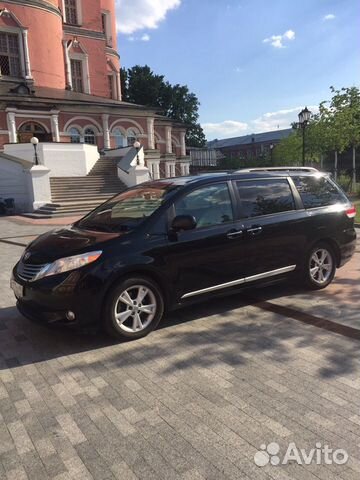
324;87;360;189
273;130;302;165
120;67;128;101
274;85;360;183
121;65;206;147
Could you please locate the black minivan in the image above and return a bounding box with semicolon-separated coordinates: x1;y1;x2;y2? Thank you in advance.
11;168;357;339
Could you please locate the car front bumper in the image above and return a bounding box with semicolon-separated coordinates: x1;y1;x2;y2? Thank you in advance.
11;265;105;329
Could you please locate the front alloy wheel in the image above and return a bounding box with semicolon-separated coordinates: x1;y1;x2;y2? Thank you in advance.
305;243;336;289
114;285;157;333
105;277;164;339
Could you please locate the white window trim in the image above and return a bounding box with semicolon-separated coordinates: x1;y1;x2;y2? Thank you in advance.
62;0;83;25
64;117;102;133
0;25;27;79
69;52;90;94
108;71;117;99
101;10;112;47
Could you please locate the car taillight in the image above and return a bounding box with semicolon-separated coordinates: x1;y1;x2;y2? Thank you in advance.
346;205;356;219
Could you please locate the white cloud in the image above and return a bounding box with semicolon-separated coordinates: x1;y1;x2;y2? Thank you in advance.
283;30;295;40
116;0;181;34
263;29;295;48
323;13;336;21
202;120;249;138
127;33;151;42
202;105;319;140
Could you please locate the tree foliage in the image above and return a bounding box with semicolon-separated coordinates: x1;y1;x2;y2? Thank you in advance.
121;65;206;147
274;86;360;167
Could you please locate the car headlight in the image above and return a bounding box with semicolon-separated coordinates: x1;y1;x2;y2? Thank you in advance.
35;251;102;281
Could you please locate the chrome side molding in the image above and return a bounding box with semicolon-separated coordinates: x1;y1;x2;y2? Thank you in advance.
181;265;296;299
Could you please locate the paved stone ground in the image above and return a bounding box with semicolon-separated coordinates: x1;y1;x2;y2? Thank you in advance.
0;216;360;480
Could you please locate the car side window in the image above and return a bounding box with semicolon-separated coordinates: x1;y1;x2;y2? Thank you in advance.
174;183;234;228
293;176;347;208
236;179;295;218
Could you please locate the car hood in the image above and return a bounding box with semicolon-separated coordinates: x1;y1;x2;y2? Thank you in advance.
22;225;122;264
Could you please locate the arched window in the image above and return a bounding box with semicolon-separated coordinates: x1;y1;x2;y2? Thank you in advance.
127;129;137;147
18;122;50;143
19;122;46;135
69;127;81;143
113;128;126;148
84;128;96;145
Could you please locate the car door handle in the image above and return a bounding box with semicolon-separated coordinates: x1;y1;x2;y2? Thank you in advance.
247;226;263;235
227;229;243;239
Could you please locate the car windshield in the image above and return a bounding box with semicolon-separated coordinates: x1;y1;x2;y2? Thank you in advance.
77;182;181;232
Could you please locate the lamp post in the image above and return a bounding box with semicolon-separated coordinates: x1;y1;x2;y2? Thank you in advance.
133;140;141;166
30;136;39;166
298;107;311;166
269;143;274;165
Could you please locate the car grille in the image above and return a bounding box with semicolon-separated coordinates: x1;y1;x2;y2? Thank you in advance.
17;261;48;282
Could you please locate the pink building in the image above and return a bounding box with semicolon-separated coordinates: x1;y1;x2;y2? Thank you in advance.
0;0;189;181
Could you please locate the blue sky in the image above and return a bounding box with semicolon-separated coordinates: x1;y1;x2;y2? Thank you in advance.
116;0;360;140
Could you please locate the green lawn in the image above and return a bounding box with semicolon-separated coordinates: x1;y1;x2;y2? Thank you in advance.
354;199;360;223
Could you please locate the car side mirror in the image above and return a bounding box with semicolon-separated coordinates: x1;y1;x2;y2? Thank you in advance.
171;215;197;232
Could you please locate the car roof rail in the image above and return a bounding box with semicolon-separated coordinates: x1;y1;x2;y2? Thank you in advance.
235;166;319;173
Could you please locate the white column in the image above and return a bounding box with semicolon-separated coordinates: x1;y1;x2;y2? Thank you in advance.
182;162;190;175
102;114;110;149
169;162;176;177
63;41;72;88
147;117;155;149
51;114;60;142
179;131;186;157
84;54;91;94
7;112;17;143
153;161;160;180
27;165;51;211
165;126;172;154
22;29;32;79
165;162;171;178
116;72;122;101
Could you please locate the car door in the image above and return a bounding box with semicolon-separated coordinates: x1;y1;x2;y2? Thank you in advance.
161;181;248;300
233;177;308;280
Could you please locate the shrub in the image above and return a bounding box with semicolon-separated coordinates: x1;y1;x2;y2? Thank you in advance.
336;173;352;192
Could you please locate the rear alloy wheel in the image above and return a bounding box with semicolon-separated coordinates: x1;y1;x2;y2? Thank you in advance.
304;243;336;289
105;277;164;339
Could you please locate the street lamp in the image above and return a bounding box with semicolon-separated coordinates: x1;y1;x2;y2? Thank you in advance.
133;140;141;165
30;136;39;166
298;107;311;166
269;143;274;165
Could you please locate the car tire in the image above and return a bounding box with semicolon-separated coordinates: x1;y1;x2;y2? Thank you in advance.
303;242;336;290
104;276;164;340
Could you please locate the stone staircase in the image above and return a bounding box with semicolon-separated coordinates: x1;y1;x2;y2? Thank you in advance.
30;156;127;218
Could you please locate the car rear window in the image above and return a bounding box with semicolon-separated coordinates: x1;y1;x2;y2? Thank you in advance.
236;179;295;218
293;176;347;209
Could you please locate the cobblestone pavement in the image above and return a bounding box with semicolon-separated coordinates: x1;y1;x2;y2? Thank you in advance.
0;217;359;480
